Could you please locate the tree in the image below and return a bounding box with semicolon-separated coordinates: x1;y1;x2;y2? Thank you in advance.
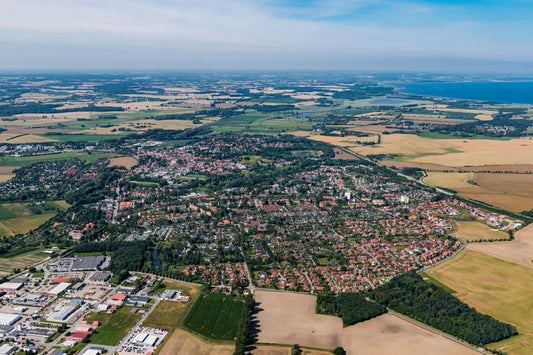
291;344;302;355
333;347;346;355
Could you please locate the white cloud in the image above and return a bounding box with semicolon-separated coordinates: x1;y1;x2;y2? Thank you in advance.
0;0;531;71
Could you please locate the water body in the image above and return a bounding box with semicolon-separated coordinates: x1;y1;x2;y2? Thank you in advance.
370;98;410;105
399;81;533;104
152;249;162;271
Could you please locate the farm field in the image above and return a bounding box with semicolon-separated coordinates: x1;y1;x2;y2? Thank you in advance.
108;156;138;169
143;301;190;330
425;249;533;355
157;329;234;355
0;247;49;276
333;148;359;160
0;151;120;167
452;221;508;242
84;306;141;346
252;345;331;355
254;290;477;355
182;292;244;341
424;172;478;191
423;172;533;212
0;201;69;237
468;223;533;268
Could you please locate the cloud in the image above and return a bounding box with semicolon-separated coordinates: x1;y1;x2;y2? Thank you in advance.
0;0;531;71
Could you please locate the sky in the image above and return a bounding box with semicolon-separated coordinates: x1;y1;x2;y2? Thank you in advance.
0;0;532;72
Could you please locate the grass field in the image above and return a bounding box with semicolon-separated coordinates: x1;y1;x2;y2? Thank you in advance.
183;292;244;341
144;301;190;330
425;250;533;354
85;306;141;346
0;151;120;167
423;172;477;192
452;221;508;241
0;247;49;276
0;201;69;237
255;290;477;355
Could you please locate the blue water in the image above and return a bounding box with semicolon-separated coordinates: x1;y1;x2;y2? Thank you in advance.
399;81;533;104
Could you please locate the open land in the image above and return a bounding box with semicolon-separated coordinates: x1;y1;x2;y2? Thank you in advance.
423;172;533;212
85;306;142;346
452;221;508;242
108;156;139;169
0;247;49;276
254;290;478;355
467;223;533;268
158;329;234;355
426;249;533;354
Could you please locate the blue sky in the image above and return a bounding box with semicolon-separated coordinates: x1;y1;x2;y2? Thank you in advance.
0;0;531;72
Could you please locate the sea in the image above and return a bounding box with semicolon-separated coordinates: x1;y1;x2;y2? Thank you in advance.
398;81;533;105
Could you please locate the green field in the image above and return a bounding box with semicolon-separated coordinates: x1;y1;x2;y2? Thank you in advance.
183;292;245;341
0;247;49;276
0;201;69;237
143;301;189;330
85;306;142;346
0;151;119;167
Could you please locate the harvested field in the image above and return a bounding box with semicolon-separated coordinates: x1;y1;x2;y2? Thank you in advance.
382;161;533;173
0;174;14;182
252;345;330;355
426;249;533;355
0;133;56;143
333;148;359;160
255;290;477;355
348;134;533;166
424;172;478;191
158;329;234;355
468;224;533;269
424;172;533;212
108;156;138;169
453;221;508;242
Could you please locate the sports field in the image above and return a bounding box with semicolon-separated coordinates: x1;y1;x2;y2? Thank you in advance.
425;249;533;355
255;290;477;354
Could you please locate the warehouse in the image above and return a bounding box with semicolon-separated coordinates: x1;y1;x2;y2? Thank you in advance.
0;313;21;326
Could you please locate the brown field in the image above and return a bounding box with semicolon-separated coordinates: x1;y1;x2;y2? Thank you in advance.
252;345;331;355
424;172;478;191
0;133;56;144
468;223;533;268
426;249;533;354
255;290;477;355
346;134;533;167
453;221;508;241
333;148;359;160
157;329;234;355
108;157;138;169
0;174;14;183
423;172;533;212
0;248;49;277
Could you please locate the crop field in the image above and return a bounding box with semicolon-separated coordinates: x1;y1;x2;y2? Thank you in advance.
158;329;234;355
426;250;533;354
252;345;331;355
108;156;138;169
468;223;533;269
452;221;508;241
0;247;49;276
0;151;119;167
85;306;142;346
0;201;69;237
344;133;533;167
423;172;533;212
423;172;478;191
0;133;56;144
183;292;244;341
333;148;359;160
254;290;477;355
144;301;189;330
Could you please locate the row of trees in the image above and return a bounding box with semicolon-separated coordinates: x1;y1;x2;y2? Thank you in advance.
370;272;517;346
